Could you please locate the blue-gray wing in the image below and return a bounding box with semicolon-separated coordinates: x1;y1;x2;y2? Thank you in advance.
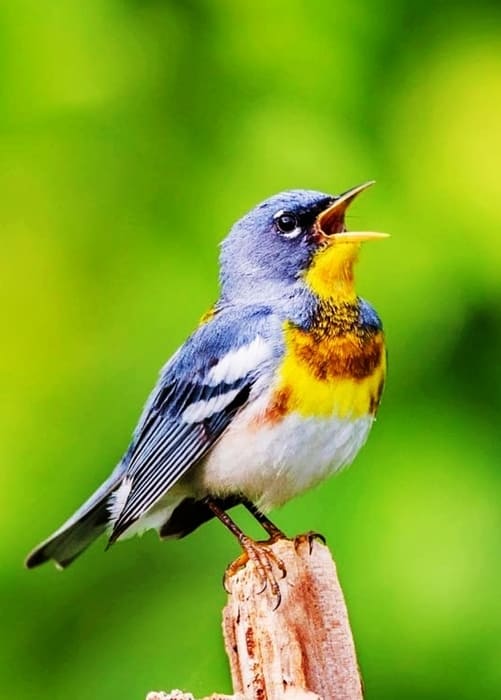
109;305;281;542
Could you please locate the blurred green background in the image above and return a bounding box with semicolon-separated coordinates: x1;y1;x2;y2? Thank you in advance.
2;1;500;698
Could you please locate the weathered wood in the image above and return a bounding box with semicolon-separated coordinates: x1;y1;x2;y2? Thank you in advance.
222;538;363;700
147;538;363;700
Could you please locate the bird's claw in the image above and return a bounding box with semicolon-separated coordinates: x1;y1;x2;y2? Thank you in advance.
224;536;287;609
293;530;326;554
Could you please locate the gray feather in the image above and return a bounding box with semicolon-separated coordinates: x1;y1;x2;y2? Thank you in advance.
25;465;124;569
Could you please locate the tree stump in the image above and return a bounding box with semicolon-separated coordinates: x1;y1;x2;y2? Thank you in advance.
147;538;363;700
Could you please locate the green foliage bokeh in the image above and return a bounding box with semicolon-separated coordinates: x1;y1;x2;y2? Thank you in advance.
2;2;500;698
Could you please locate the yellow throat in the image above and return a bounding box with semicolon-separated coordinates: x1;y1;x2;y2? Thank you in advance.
304;241;360;303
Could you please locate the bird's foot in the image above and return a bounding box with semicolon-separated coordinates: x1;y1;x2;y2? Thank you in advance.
293;530;326;554
224;536;287;609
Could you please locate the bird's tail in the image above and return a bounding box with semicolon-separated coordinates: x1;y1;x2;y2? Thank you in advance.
25;468;123;570
25;502;109;569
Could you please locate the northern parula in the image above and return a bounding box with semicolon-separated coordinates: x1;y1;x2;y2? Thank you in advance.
26;182;388;596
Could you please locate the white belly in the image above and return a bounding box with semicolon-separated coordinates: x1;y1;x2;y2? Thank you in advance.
193;392;374;511
115;392;374;540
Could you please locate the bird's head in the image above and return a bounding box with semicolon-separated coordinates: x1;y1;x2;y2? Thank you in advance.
220;182;388;305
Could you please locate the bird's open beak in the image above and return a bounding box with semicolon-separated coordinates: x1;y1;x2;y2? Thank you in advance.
316;181;390;243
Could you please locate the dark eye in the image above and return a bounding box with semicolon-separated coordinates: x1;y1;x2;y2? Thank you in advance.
275;211;300;235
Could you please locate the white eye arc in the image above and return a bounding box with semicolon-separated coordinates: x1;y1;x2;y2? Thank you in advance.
273;210;302;239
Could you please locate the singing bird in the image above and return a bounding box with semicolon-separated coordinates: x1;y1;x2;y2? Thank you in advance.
26;182;388;596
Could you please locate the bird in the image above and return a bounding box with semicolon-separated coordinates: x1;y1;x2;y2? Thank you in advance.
26;181;388;600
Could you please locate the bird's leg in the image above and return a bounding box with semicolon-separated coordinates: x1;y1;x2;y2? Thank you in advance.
242;500;287;541
242;500;325;554
205;498;286;608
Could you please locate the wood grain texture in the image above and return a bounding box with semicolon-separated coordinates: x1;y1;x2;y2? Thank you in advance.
222;538;362;700
147;538;363;700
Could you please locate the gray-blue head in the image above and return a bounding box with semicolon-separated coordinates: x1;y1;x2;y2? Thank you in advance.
219;183;386;304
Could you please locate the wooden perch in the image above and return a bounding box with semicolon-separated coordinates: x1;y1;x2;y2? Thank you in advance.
147;538;363;700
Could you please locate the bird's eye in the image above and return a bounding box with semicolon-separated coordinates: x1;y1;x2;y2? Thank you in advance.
274;211;301;237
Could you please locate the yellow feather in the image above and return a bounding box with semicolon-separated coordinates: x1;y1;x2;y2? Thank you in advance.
304;242;360;302
268;322;386;421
